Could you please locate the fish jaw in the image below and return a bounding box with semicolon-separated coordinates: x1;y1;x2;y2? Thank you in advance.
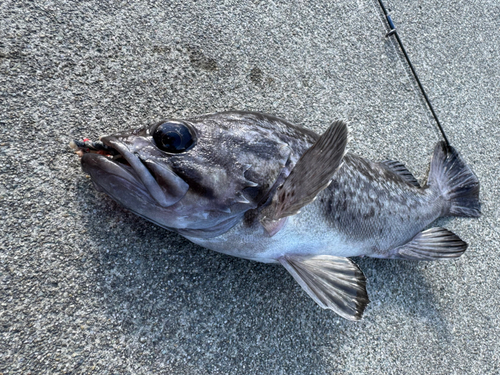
98;135;189;208
79;148;192;231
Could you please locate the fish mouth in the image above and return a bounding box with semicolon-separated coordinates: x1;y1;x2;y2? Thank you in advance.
74;136;189;208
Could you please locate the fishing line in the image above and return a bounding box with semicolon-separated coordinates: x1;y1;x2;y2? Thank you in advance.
374;0;451;149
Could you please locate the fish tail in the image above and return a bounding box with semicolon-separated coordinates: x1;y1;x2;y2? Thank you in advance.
428;141;480;217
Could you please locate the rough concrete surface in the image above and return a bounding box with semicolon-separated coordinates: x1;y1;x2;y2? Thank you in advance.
1;0;499;374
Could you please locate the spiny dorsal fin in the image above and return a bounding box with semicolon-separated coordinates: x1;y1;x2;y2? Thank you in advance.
394;227;467;260
260;120;348;235
279;255;369;321
380;160;420;187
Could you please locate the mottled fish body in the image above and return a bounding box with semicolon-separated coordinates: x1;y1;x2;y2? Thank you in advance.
74;111;480;320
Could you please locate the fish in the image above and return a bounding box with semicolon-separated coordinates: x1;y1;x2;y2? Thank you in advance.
72;111;480;321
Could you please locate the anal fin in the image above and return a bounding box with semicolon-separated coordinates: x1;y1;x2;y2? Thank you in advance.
394;227;467;260
380;160;420;187
279;254;369;321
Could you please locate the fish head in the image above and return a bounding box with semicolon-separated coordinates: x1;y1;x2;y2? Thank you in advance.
79;112;294;237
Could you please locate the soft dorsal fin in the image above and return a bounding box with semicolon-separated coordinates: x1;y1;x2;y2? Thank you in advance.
279;255;369;321
260;120;348;235
392;227;467;260
380;160;420;187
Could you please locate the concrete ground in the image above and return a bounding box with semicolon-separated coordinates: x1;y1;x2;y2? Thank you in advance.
1;0;499;373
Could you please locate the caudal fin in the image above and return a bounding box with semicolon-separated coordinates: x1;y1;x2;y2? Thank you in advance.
428;141;480;217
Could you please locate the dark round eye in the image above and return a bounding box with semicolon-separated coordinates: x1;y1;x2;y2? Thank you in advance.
152;121;196;153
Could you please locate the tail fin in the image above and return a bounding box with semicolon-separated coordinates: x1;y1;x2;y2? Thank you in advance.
428;141;480;217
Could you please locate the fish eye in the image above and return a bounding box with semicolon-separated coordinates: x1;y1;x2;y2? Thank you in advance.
152;121;196;153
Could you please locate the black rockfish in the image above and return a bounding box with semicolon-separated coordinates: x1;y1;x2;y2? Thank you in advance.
72;111;480;320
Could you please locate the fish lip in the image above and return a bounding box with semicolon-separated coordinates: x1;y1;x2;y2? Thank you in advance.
99;136;179;208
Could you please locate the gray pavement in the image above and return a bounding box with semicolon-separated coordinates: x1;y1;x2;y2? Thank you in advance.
1;0;499;373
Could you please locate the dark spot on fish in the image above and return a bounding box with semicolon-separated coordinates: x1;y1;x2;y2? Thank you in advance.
240;138;282;162
175;168;216;199
242;186;261;201
363;207;375;219
243;208;260;228
249;67;263;85
326;197;333;210
186;45;218;71
185;178;215;198
329;180;339;190
341;200;348;212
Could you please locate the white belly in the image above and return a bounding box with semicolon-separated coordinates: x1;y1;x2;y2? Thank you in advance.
186;202;368;263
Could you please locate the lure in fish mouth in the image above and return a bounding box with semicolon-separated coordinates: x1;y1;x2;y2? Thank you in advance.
72;111;480;321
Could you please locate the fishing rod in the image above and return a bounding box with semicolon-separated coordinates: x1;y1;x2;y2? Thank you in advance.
376;0;451;149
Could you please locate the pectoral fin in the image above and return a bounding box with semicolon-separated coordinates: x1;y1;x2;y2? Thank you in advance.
260;120;348;235
393;227;467;260
279;254;369;321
